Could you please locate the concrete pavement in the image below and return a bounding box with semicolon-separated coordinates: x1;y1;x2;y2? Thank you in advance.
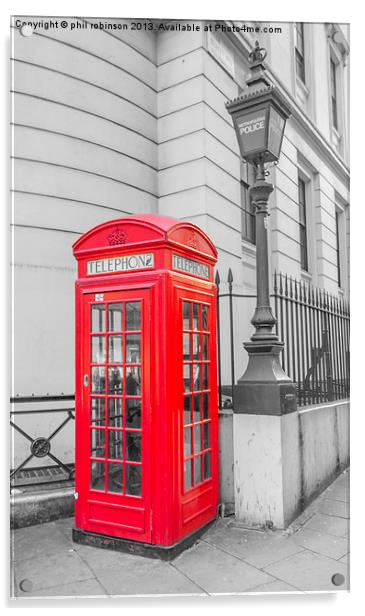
10;469;349;598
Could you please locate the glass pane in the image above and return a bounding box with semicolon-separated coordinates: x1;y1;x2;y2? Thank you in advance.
108;335;122;363
91;398;106;426
108;303;122;332
126;399;141;428
183;364;191;393
126;367;141;395
108;398;123;427
91;305;105;333
203;393;209;419
193;304;199;330
126;465;141;496
107;463;123;494
193;334;200;360
126;432;141;462
126;302;141;330
184;459;192;490
91;367;106;394
91;336;106;363
203;451;211;480
90;429;105;457
108;430;123;460
184;396;192;425
183;302;190;330
90;461;105;491
184;427;192;457
202;364;209;390
194;455;202;484
202;305;208;330
194;424;202;453
183;334;190;361
193;395;201;422
193;364;201;391
126;334;141;363
203;422;210;449
202;335;209;360
108;367;123;394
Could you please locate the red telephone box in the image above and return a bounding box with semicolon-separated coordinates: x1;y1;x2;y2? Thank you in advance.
72;214;219;558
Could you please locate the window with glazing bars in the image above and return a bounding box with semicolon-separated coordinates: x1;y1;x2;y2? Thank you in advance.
298;178;308;271
295;22;305;83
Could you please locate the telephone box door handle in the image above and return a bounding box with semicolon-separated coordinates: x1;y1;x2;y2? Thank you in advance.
83;374;89;387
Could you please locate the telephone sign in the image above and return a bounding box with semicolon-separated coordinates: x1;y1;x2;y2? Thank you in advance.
72;214;219;558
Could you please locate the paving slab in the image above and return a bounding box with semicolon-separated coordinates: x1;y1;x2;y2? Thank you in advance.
318;498;349;518
263;549;348;592
173;539;274;594
247;580;300;593
203;523;304;569
324;481;350;503
291;528;348;560
11;521;73;563
87;557;205;596
14;577;108;598
338;553;349;564
305;513;349;538
13;550;94;596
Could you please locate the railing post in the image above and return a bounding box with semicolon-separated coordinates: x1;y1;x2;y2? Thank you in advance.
215;269;222;410
228;268;235;404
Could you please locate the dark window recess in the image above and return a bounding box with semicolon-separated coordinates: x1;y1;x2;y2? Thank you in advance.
298;178;308;271
295;22;305;83
336;211;341;288
330;58;338;130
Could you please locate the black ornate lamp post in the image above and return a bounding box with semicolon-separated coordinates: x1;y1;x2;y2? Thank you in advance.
226;42;297;416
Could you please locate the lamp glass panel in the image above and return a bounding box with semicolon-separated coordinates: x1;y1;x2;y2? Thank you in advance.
235;107;267;158
268;106;285;159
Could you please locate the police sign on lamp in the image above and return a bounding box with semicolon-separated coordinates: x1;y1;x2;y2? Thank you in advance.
225;41;291;165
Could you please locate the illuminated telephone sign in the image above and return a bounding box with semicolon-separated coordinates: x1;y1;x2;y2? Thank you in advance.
72;214;219;558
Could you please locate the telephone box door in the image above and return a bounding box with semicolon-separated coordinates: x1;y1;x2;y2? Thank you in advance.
75;288;152;543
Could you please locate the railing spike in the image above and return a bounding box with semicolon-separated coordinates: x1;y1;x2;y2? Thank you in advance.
227;267;233;284
215;269;220;285
279;271;283;294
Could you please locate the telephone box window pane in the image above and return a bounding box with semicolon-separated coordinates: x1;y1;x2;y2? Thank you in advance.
193;304;199;330
183;334;190;360
203;422;210;449
203;393;209;419
108;430;123;460
91;398;106;426
108;367;123;394
183;302;190;329
193;395;201;422
108;335;122;363
108;398;122;427
203;451;211;480
126;399;141;428
126;334;141;363
126;367;141;395
184;427;192;456
108;304;122;332
193;334;200;360
91;305;105;333
184;396;192;425
202;335;209;360
126;465;141;496
126;302;141;330
126;432;141;462
91;367;106;393
183;364;192;392
90;461;105;491
202;305;208;330
202;364;209;390
194;364;201;391
194;424;202;453
107;463;123;494
184;460;192;489
194;455;202;484
91;429;105;457
91;336;106;364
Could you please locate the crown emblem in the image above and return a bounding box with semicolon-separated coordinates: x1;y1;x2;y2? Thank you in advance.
107;227;127;246
187;232;199;250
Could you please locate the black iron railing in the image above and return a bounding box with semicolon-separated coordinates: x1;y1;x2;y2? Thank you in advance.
216;270;350;408
10;395;75;488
